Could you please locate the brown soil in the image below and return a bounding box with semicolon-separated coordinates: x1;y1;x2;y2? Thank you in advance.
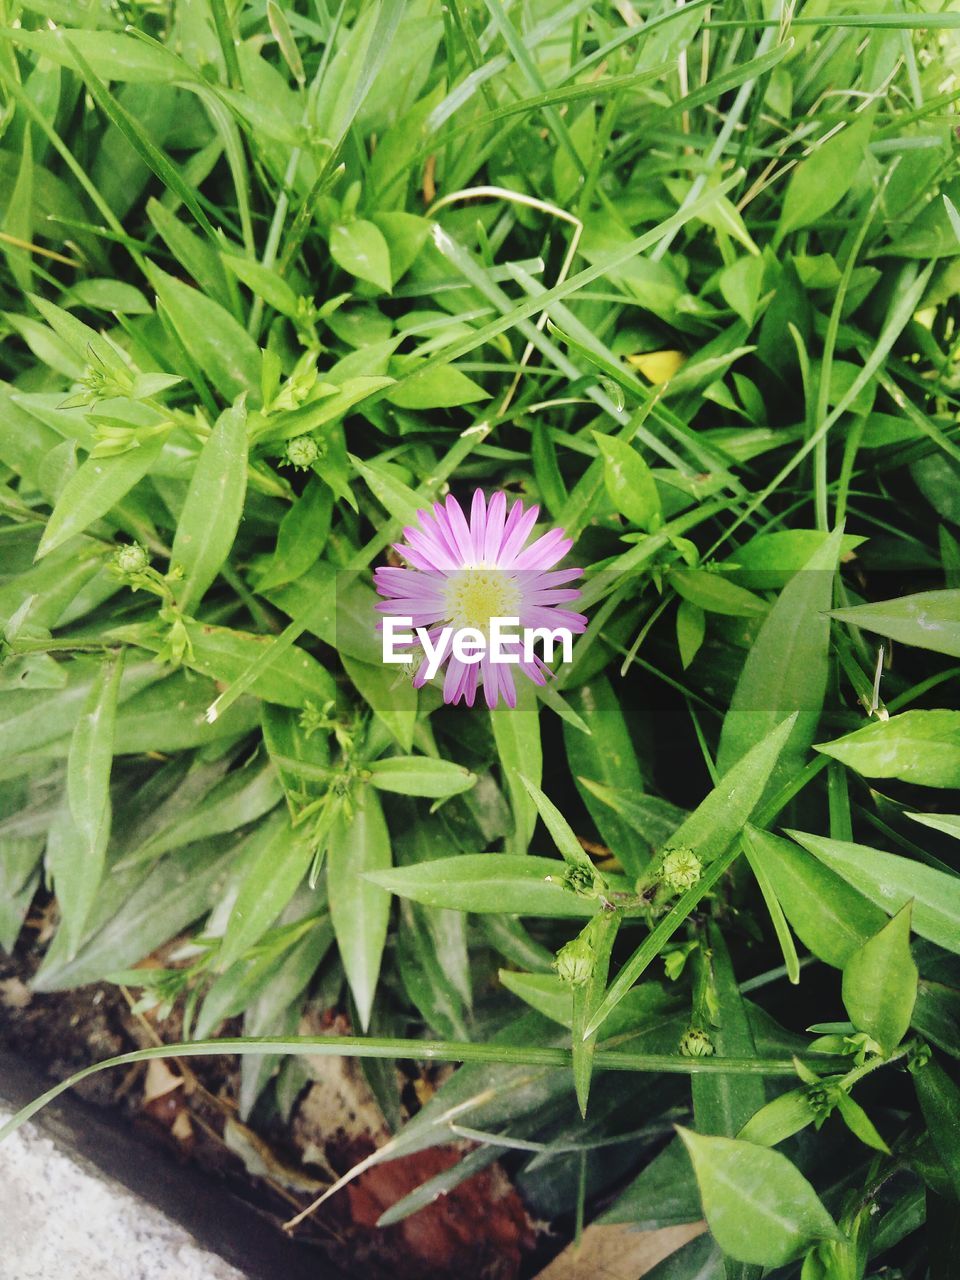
0;903;540;1280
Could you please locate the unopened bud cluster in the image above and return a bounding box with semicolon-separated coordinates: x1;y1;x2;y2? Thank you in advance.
658;847;702;894
679;1026;715;1058
113;543;150;576
555;934;595;987
285;435;320;470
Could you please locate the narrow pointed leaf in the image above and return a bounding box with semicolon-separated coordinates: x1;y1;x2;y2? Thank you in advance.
841;903;917;1056
828;590;960;658
37;430;168;558
790;830;960;955
329;786;392;1030
171;397;248;614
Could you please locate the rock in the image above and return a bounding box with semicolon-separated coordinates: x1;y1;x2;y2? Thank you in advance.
0;1103;249;1280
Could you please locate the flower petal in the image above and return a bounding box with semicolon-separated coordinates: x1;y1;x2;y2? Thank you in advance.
483;491;507;562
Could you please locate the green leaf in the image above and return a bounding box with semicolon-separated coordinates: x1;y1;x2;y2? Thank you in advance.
692;923;766;1141
372;211;430;281
776;109;875;242
576;779;687;863
147;198;234;311
112;619;335;710
386;361;490;409
908;811;960;841
258;376;394;445
351;454;424;527
491;682;542;854
256;478;331;592
519;775;599;879
676;598;705;669
835;1092;890;1154
239;921;333;1117
224;254;301;319
911;980;960;1059
677;1128;843;1266
48;654;123;954
3;126;33;294
111;671;260;753
0;836;43;952
198;917;329;1042
726;530;865;590
33;838;239;992
719;254;764;326
572;910;620;1117
583;715;797;1038
789;830;960;955
914;1055;960;1200
64;279;152;315
261;702;330;817
62;37;215;243
497;970;680;1041
37;429;169;558
366;854;608;918
341;653;417;751
148;265;262;404
366;756;477;798
815;710;960;788
122;760;281;865
593;432;661;531
740;827;885;969
328;786;392;1030
737;1088;817;1147
531;419;566;515
667;712;798;864
717;527;842;783
742;827;800;984
842;903;918;1057
219;814;316;971
828;590;960;658
171;397;248;614
563;678;649;877
672;569;768;618
4;28;182;82
330;219;393;292
600;1135;704;1229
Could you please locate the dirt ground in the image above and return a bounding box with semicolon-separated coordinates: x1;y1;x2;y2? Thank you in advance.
0;901;555;1280
0;905;545;1280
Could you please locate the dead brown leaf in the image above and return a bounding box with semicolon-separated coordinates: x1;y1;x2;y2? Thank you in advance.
0;977;31;1009
533;1223;705;1280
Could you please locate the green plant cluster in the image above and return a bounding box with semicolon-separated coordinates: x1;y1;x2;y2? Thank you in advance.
2;2;960;1276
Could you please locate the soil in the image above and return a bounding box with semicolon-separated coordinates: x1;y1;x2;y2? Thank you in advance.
0;898;544;1280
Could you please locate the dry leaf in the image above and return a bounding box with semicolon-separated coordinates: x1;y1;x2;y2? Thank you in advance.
534;1222;705;1280
224;1117;327;1194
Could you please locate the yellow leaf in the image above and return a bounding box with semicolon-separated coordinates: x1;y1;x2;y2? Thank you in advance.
626;349;686;384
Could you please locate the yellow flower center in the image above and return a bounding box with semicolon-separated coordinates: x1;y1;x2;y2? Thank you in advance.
443;567;522;633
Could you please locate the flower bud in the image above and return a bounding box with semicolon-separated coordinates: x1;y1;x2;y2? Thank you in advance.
561;864;599;897
679;1026;714;1058
555;934;595;987
806;1085;832;1116
285;435;320;470
658;846;702;894
114;543;149;576
908;1041;932;1074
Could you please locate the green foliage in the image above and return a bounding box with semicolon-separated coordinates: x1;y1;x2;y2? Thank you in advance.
841;904;918;1058
1;3;959;1272
677;1127;842;1266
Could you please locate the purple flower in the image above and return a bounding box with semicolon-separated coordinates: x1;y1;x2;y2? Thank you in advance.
374;490;586;709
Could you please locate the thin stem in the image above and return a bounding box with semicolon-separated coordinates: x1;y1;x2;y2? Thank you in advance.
0;1034;852;1146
